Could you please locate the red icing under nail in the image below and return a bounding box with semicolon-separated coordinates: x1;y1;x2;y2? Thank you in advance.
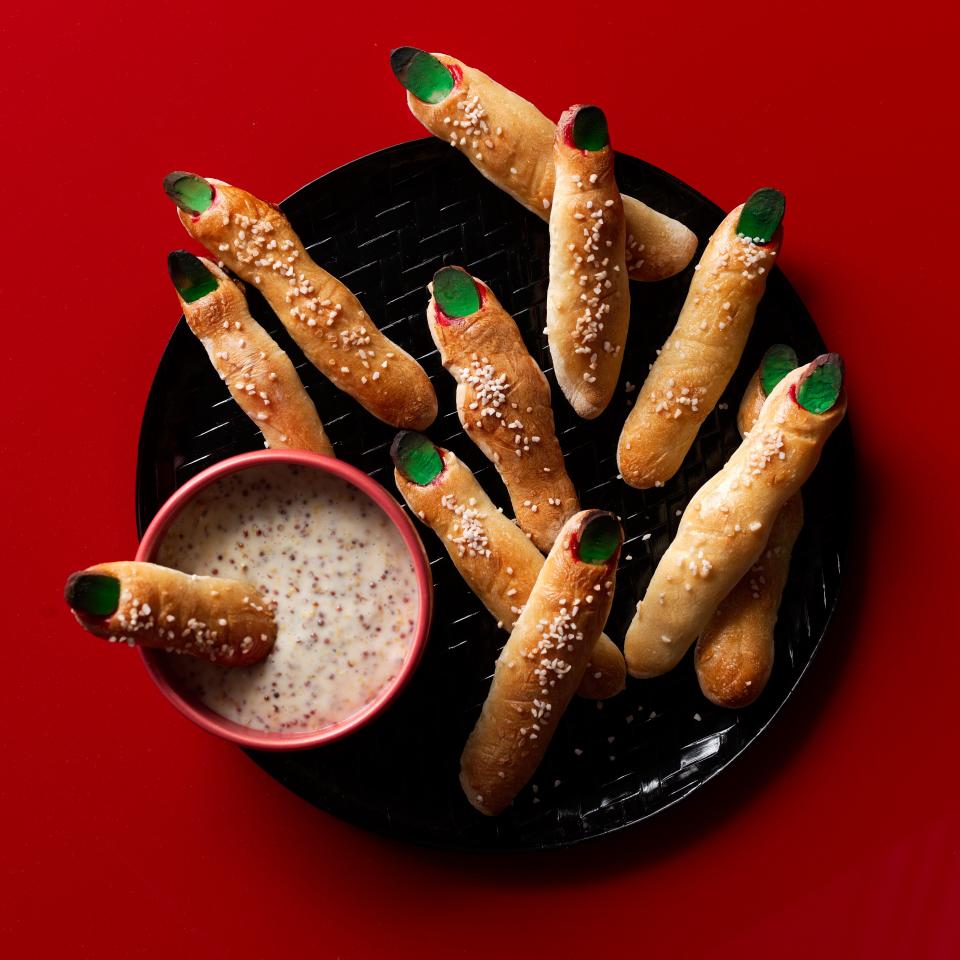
755;223;784;252
568;516;620;566
447;63;463;88
559;106;580;150
434;303;454;327
428;449;449;485
789;383;799;405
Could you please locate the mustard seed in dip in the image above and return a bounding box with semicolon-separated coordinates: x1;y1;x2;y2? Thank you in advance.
156;464;420;732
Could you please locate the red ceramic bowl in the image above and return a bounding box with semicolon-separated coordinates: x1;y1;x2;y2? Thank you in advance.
136;450;433;751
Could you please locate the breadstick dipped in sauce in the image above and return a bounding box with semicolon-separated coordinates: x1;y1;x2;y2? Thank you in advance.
390;47;697;282
547;105;630;419
65;562;277;667
695;345;803;706
461;509;622;815
168;251;334;456
391;432;625;700
624;354;845;679
427;267;578;552
617;188;785;488
163;172;437;430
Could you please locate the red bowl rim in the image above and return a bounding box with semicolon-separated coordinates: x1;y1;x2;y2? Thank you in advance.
136;450;433;751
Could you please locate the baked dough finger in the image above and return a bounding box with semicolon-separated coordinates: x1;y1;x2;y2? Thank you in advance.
547;105;630;418
460;510;623;815
390;47;697;282
163;172;437;430
617;189;785;488
624;354;846;679
695;494;803;707
694;344;802;706
390;432;625;700
167;251;334;456
427;267;579;552
65;561;277;666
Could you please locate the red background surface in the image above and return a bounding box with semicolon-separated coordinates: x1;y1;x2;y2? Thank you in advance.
2;2;955;956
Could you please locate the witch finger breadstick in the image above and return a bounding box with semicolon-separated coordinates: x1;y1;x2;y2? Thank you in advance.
163;172;437;430
65;561;276;666
427;267;578;552
547;105;630;418
460;510;622;815
617;189;785;488
624;354;845;679
391;432;625;700
168;251;334;457
695;345;802;707
696;496;803;706
390;47;697;282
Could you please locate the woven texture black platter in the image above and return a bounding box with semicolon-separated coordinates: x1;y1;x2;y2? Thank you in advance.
136;138;853;851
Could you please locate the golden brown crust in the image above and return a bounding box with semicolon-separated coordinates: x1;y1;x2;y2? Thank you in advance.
406;54;697;282
617;205;778;488
427;276;578;552
176;180;437;430
624;364;846;678
737;369;767;436
71;561;276;666
547;131;629;418
460;511;620;815
394;451;625;700
694;494;803;707
179;259;334;456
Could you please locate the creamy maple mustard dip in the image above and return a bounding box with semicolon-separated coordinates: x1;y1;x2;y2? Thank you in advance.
156;464;419;732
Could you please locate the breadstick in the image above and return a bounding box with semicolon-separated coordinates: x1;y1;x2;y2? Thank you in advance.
426;266;578;551
390;47;697;282
694;344;802;706
163;172;437;430
65;561;276;666
624;354;845;679
460;510;622;815
547;105;630;418
695;495;803;706
391;432;625;700
617;189;785;488
167;251;334;456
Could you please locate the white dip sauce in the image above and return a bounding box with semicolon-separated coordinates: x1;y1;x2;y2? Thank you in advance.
156;464;419;732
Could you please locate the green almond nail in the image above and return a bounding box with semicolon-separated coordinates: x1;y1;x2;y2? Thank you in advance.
433;267;480;319
391;431;443;485
737;187;785;243
796;353;844;414
168;250;219;303
572;105;609;151
575;512;622;564
390;47;454;104
163;171;214;215
760;344;799;397
65;572;120;617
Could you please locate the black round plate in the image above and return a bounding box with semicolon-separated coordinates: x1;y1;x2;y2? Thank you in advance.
137;138;853;851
